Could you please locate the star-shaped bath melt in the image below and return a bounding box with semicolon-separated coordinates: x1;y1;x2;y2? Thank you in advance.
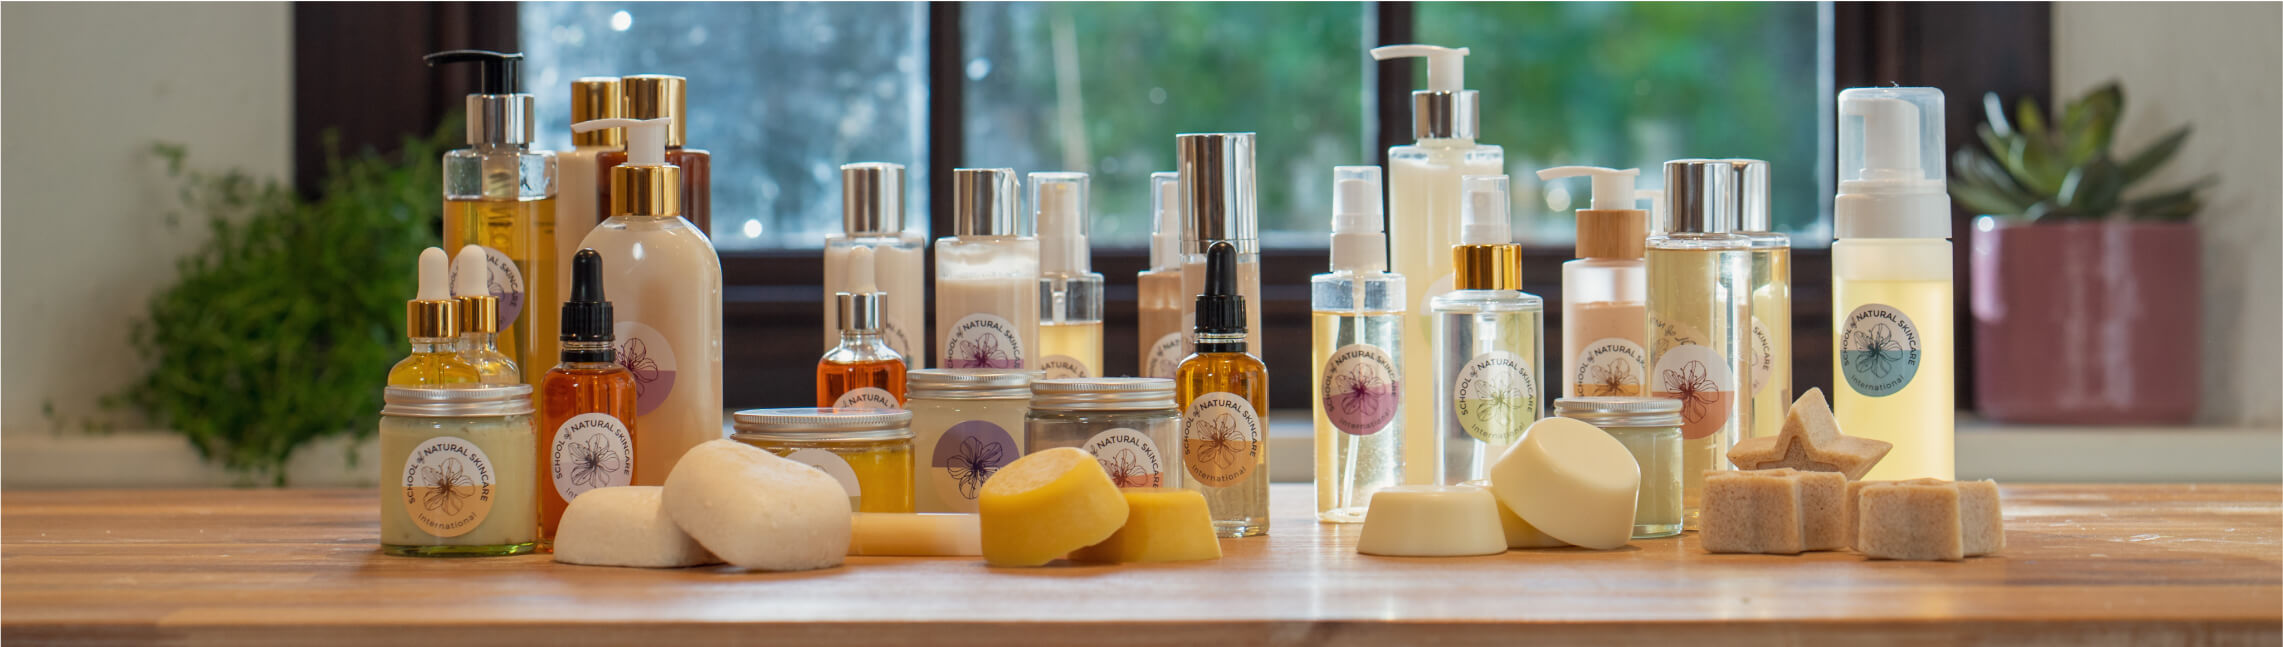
1725;388;1893;480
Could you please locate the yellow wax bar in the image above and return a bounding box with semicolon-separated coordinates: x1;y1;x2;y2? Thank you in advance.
1070;488;1221;564
979;447;1131;567
849;513;981;556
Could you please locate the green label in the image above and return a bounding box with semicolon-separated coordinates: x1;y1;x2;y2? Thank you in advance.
1840;303;1921;397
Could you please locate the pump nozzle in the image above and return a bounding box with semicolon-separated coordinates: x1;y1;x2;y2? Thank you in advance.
1535;166;1640;211
1458;174;1512;246
577;117;681;218
1836;86;1949;240
1328;166;1387;273
423;50;522;94
1031;172;1090;275
1148;172;1183;271
1369;44;1469;92
574;118;671;165
1371;44;1479;139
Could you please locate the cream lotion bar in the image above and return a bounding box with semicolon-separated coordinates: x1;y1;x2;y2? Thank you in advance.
1357;484;1508;557
1488;417;1642;550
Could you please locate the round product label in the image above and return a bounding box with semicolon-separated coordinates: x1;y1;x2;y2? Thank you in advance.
928;420;1017;511
1040;354;1089;379
1145;332;1184;379
1085;428;1165;488
881;321;915;365
549;413;634;504
942;313;1025;369
1652;343;1738;440
1182;392;1262;488
832;387;899;410
1452;351;1537;445
448;245;525;331
400;436;497;538
786;448;863;510
1572;337;1648;397
1319;343;1400;436
1841;304;1923;397
614;321;678;416
1750;317;1776;396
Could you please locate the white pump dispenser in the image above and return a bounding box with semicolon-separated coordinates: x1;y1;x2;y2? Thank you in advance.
1371;44;1469;93
1329;166;1388;273
1837;88;1949;239
1458;175;1511;246
1536;166;1638;211
1537;166;1652;401
572;117;671;168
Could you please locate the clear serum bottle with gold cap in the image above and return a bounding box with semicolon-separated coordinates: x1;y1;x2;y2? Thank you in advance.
825;163;926;365
1429;175;1541;485
1537;166;1653;399
598;75;712;235
1177;241;1269;537
1033;172;1104;379
1646;160;1753;528
555;76;621;294
453;244;520;384
426;50;559;386
935;168;1040;370
391;247;480;387
1310;165;1405;523
1725;160;1792;441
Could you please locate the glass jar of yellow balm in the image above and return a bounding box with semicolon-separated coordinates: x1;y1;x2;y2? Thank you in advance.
1026;377;1182;490
906;368;1033;513
733;407;915;513
379;385;540;556
1555;396;1684;538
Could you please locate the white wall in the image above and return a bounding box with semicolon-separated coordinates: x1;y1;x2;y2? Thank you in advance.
2053;2;2283;427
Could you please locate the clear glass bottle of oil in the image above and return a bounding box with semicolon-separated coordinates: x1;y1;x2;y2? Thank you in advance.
429;50;560;386
1646;160;1753;529
453;245;521;384
1727;160;1792;440
1177;242;1269;537
1311;166;1405;523
391;247;481;387
1430;175;1541;485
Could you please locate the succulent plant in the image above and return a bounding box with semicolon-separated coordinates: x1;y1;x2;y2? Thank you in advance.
1951;82;2212;222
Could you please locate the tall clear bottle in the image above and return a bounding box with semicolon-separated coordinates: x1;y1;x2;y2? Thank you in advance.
555;77;621;300
825;162;927;364
1833;87;1953;480
1372;44;1505;485
1033;172;1103;379
1647;160;1753;528
1311;166;1405;523
571;116;723;486
1430;175;1541;484
1177;242;1269;537
1726;160;1793;440
1538;166;1652;399
936;168;1040;370
1137;172;1187;378
1176;133;1263;354
428;50;559;385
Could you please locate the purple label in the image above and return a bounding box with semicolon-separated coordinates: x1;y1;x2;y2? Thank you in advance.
1320;343;1400;436
930;421;1016;507
615;322;678;416
450;246;525;330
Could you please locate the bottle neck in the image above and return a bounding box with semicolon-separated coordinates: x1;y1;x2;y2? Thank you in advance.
1193;331;1247;355
837;329;885;348
561;340;616;364
457;331;498;350
409;338;458;354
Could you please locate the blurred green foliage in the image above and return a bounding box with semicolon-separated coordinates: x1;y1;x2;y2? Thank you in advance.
1952;82;2209;222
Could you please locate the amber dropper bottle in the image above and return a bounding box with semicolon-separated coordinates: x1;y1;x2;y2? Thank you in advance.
537;248;639;545
817;245;908;408
453;244;521;384
1176;241;1270;537
390;247;480;386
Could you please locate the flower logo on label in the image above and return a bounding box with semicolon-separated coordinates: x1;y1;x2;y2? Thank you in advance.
1040;355;1089;379
1182;393;1261;488
1085;428;1164;488
1651;343;1736;440
1841;304;1922;397
1452;351;1535;445
1146;332;1184;379
943;314;1024;369
400;437;496;537
421;458;477;516
1574;338;1647;397
550;413;633;503
614;322;679;416
946;435;1004;499
1320;344;1399;436
930;421;1018;510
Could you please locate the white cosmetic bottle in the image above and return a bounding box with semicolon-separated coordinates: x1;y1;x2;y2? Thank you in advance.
825;162;927;365
935;168;1040;370
556;77;622;302
1176;133;1263;354
1033;172;1104;379
1832;88;1953;481
1536;166;1654;400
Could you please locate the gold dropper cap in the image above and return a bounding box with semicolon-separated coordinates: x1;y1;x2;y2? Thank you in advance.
1452;244;1520;291
570;77;623;147
456;295;499;333
408;299;460;339
612;164;683;217
621;74;687;147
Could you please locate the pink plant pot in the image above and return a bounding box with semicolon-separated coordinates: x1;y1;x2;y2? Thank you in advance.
1970;219;2201;424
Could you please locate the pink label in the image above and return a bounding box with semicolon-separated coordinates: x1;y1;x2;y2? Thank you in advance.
615;321;678;416
1319;343;1399;436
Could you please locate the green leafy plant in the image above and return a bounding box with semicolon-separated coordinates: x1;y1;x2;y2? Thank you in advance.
96;126;450;484
1951;81;2213;223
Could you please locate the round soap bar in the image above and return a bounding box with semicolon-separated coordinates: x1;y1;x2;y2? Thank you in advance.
1464;479;1567;548
662;439;852;571
552;486;719;568
978;447;1131;567
1489;417;1642;550
1069;487;1221;564
1356;484;1508;557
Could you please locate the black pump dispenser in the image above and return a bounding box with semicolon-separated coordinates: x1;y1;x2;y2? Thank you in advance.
1193;241;1247;352
422;50;523;94
559;249;616;362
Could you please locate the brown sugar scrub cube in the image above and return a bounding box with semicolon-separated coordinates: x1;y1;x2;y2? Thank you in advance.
1699;470;1804;555
1956;480;2005;557
1855;481;1964;561
1726;388;1893;480
1795;471;1847;551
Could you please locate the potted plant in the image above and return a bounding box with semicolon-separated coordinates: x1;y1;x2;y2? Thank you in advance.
1952;82;2212;424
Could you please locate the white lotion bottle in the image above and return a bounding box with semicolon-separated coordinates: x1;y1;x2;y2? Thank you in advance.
556;77;623;302
1372;44;1505;485
935;168;1040;370
1537;166;1654;399
1176;133;1263;354
1033;171;1103;379
826;162;927;365
1137;172;1187;378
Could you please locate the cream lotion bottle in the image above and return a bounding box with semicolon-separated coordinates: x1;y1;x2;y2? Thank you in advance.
1429;175;1541;485
1647;160;1753;528
571;116;723;485
1310;166;1405;523
936;168;1040;370
1538;166;1652;400
1137;172;1187;378
1176;133;1263;354
1833;87;1953;481
1371;44;1504;485
1726;159;1792;440
826;162;926;365
556;77;621;302
1033;172;1104;379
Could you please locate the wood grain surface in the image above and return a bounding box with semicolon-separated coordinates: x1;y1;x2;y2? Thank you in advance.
4;484;2277;645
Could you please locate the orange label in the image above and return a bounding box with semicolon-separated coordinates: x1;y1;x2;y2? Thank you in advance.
400;437;497;537
1182;392;1261;488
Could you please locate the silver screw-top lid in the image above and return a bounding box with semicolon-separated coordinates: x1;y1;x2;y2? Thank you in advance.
1412;89;1481;140
835;291;881;334
1661;159;1736;235
1029;377;1176;411
952;168;1021;237
1554;396;1683;428
382;385;535;417
732;407;913;442
841;162;905;236
908;368;1034;400
1177;133;1258;254
467;94;535;145
1724;159;1771;232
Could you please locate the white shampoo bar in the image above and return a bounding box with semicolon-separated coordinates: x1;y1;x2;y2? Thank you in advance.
850;513;982;556
552;486;719;568
1489;417;1642;550
1356;485;1508;557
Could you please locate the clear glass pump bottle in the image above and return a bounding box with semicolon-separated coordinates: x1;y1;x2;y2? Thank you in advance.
1177;242;1269;538
1033;172;1104;379
825;163;927;364
1646;160;1754;528
935;168;1040;370
453;244;520;384
1311;166;1405;523
1538;166;1652;400
1726;160;1792;440
1833;87;1953;481
1137;172;1187;379
1430;175;1542;485
427;50;559;386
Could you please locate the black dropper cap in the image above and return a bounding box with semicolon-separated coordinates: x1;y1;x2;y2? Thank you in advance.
1192;241;1247;351
422;50;522;94
560;249;615;362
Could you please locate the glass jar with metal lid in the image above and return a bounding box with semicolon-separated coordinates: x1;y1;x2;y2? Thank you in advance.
1555;396;1684;539
906;368;1033;513
732;407;914;513
1026;377;1181;490
379;385;539;556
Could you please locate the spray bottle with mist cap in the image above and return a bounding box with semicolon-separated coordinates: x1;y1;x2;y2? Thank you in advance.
1177;241;1269;538
1722;159;1792;441
537;248;639;544
1429;175;1541;484
825;162;925;364
453;244;520;384
1537;166;1654;400
818;246;907;409
1646;159;1753;528
935;168;1040;370
1832;87;1952;481
426;49;559;386
1033;172;1103;379
1310;165;1405;523
1137;171;1187;378
391;247;480;387
1177;133;1263;355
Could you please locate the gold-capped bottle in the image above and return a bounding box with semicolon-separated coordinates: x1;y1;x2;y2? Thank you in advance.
1176;241;1269;538
390;247;480;386
425;50;560;386
454;244;520;384
597;75;712;236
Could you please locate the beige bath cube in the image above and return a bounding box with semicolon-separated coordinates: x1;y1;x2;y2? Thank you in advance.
1855;480;1964;561
1699;470;1804;555
1957;480;2006;557
1795;470;1847;551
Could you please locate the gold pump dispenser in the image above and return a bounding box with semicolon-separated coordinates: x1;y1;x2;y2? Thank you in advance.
574;117;682;218
569;77;624;147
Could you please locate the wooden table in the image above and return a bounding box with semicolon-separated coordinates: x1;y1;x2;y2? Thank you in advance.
4;484;2277;645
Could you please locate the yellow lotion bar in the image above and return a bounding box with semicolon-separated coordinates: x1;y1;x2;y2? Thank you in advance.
979;447;1131;567
850;513;981;556
1356;485;1508;557
1489;417;1642;550
1465;479;1565;548
1071;488;1221;563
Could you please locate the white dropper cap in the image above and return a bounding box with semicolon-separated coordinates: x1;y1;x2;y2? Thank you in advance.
1836;87;1949;240
1458;174;1512;245
1535;166;1639;211
451;245;489;298
1328;165;1387;273
848;244;878;294
1148;171;1182;271
572;117;671;166
1031;172;1090;275
417;247;451;301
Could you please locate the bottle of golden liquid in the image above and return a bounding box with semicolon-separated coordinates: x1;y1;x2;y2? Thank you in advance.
1833;88;1953;480
538;249;638;544
1032;172;1104;379
1177;241;1269;538
1725;160;1792;440
1137;172;1187;378
1646;160;1753;529
453;245;520;384
390;247;480;386
426;50;560;386
817;246;907;409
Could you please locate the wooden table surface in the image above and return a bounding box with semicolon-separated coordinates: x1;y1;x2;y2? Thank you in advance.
4;483;2277;645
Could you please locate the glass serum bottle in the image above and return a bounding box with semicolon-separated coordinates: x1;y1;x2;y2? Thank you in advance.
1430;175;1541;484
391;247;480;387
817;246;908;409
1137;172;1187;379
427;50;560;386
1311;167;1405;523
453;245;520;384
1833;88;1953;480
1177;242;1270;537
538;249;639;545
1726;160;1793;440
824;163;926;365
1538;166;1652;400
935;168;1041;370
1033;172;1104;379
1647;160;1754;528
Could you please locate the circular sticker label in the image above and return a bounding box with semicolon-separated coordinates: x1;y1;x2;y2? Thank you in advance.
1841;304;1923;397
1040;354;1089;379
614;321;678;416
1182;392;1262;488
1572;337;1648;397
929;420;1017;511
1750;317;1776;396
832;387;899;410
1320;343;1400;436
400;436;497;537
448;245;525;331
549;413;633;504
786;448;863;510
1652;344;1738;440
1452;351;1537;445
1145;332;1184;379
942;313;1025;369
1085;428;1165;488
881;321;915;365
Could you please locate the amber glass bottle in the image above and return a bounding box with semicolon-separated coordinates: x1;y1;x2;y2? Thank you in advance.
596;75;711;236
818;289;907;408
1176;242;1269;538
537;250;638;545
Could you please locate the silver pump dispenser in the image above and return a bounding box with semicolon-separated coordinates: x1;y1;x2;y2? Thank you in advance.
951;168;1020;237
841;162;905;236
1176;132;1258;254
1661;159;1737;235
